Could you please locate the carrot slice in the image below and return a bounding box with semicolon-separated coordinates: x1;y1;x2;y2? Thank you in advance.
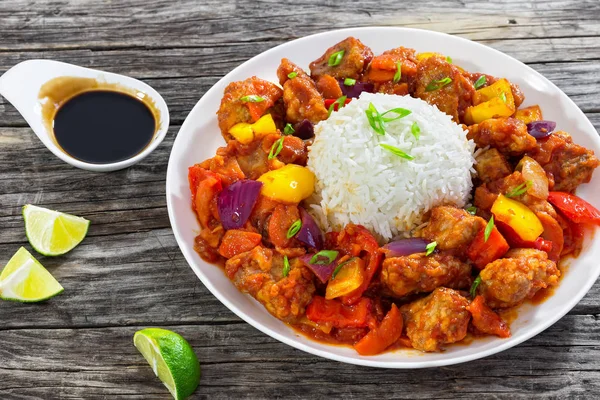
370;54;398;70
467;225;509;270
218;230;262;258
363;68;396;83
354;304;403;356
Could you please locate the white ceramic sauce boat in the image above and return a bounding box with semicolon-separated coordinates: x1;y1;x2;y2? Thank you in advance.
0;60;169;172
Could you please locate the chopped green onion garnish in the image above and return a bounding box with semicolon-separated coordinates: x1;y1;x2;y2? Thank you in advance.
379;144;414;160
365;104;412;135
288;71;298;79
284;123;295;135
240;95;265;103
425;241;437;256
505;181;532;198
474;75;486;90
327;95;347;118
446;56;453;63
328;50;345;67
500;92;507;103
310;250;339;265
268;137;284;160
286;219;302;239
381;107;412;122
470;275;482;298
283;255;290;277
332;257;357;279
411;121;421;140
425;77;453;92
466;206;477;215
344;78;356;86
484;216;494;242
393;61;402;83
365;103;386;135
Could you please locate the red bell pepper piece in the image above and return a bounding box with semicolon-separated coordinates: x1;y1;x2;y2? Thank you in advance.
467;295;511;338
336;225;382;305
306;296;371;328
495;220;553;254
188;165;222;228
189;165;214;204
533;237;553;253
324;98;352;111
354;304;403;356
466;225;510;270
561;216;585;257
548;191;600;225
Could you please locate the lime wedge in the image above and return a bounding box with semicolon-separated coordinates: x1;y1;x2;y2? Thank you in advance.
0;247;64;302
134;328;201;400
23;204;90;256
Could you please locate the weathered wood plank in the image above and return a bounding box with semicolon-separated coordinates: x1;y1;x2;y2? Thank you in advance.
0;228;242;328
1;317;599;399
0;0;599;52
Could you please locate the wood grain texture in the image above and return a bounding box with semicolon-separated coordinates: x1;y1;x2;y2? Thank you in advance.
1;316;600;399
0;0;599;398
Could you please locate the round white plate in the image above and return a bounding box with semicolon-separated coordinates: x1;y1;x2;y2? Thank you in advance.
166;27;600;368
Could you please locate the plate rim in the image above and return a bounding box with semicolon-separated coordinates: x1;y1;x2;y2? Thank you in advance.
166;26;600;368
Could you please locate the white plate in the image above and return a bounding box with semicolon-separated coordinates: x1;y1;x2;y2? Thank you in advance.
166;27;600;368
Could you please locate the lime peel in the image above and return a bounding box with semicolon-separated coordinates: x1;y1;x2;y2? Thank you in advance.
134;328;200;400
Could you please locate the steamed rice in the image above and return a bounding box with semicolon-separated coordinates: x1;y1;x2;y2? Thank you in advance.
306;92;476;241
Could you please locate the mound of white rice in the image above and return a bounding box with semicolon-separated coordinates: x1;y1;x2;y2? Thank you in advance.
307;92;476;241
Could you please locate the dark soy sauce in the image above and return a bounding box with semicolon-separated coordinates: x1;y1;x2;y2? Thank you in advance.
53;90;156;164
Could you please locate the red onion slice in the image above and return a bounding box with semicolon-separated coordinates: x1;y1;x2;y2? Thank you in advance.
382;238;429;257
526;120;556;139
299;253;339;283
296;208;324;250
293;119;315;140
217;180;262;230
337;79;375;99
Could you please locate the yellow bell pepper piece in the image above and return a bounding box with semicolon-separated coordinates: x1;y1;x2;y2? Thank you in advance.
257;164;315;203
464;97;515;125
251;113;277;137
513;105;543;125
228;114;277;144
325;257;365;300
474;78;515;107
491;194;544;242
416;52;446;62
465;78;516;125
228;122;254;144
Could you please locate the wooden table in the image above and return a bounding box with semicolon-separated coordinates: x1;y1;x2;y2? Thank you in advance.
1;1;599;398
